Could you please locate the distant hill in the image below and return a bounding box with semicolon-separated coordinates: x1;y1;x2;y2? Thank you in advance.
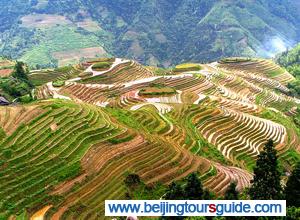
0;0;300;67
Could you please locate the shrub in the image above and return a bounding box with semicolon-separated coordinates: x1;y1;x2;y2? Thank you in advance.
57;162;81;181
0;78;32;98
54;65;72;73
2;149;12;159
286;207;300;219
220;57;252;63
52;80;65;87
19;94;33;103
87;57;115;63
124;173;141;189
91;62;111;71
108;135;134;144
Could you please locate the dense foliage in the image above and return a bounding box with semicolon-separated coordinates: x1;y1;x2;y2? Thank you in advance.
285;162;300;207
124;142;300;219
124;173;142;190
276;44;300;74
52;80;65;87
276;44;300;97
224;182;239;200
183;173;204;200
91;62;111;71
125;161;300;219
164;182;185;200
249;139;283;200
0;61;33;101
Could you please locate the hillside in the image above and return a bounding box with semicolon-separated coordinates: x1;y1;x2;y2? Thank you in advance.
276;43;300;97
0;56;299;219
0;0;300;67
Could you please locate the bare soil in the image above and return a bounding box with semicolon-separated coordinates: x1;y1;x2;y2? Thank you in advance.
21;14;71;28
52;47;107;66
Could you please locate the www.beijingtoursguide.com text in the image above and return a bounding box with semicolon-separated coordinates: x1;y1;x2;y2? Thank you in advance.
105;200;286;217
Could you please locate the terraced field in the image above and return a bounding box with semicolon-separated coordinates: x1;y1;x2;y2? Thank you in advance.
0;59;14;77
0;57;299;219
218;58;294;84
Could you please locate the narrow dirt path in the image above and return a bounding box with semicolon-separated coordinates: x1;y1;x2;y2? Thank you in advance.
30;205;52;220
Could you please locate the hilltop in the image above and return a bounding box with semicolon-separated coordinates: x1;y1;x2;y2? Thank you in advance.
1;0;300;67
0;56;299;219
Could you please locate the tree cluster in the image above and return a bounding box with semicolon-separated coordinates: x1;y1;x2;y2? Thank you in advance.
164;173;207;200
124;139;300;219
0;61;34;102
276;44;300;97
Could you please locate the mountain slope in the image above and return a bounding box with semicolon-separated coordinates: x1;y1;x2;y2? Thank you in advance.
0;56;299;219
0;0;300;67
276;43;300;97
276;43;300;75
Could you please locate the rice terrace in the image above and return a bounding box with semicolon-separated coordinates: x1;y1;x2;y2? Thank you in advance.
0;54;299;219
1;1;300;219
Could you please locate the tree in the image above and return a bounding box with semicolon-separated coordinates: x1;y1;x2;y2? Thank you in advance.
285;162;300;207
202;189;212;200
249;139;283;199
164;182;184;200
124;173;141;189
12;61;29;80
224;182;239;200
2;149;12;159
286;207;300;219
183;172;203;200
124;173;142;199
